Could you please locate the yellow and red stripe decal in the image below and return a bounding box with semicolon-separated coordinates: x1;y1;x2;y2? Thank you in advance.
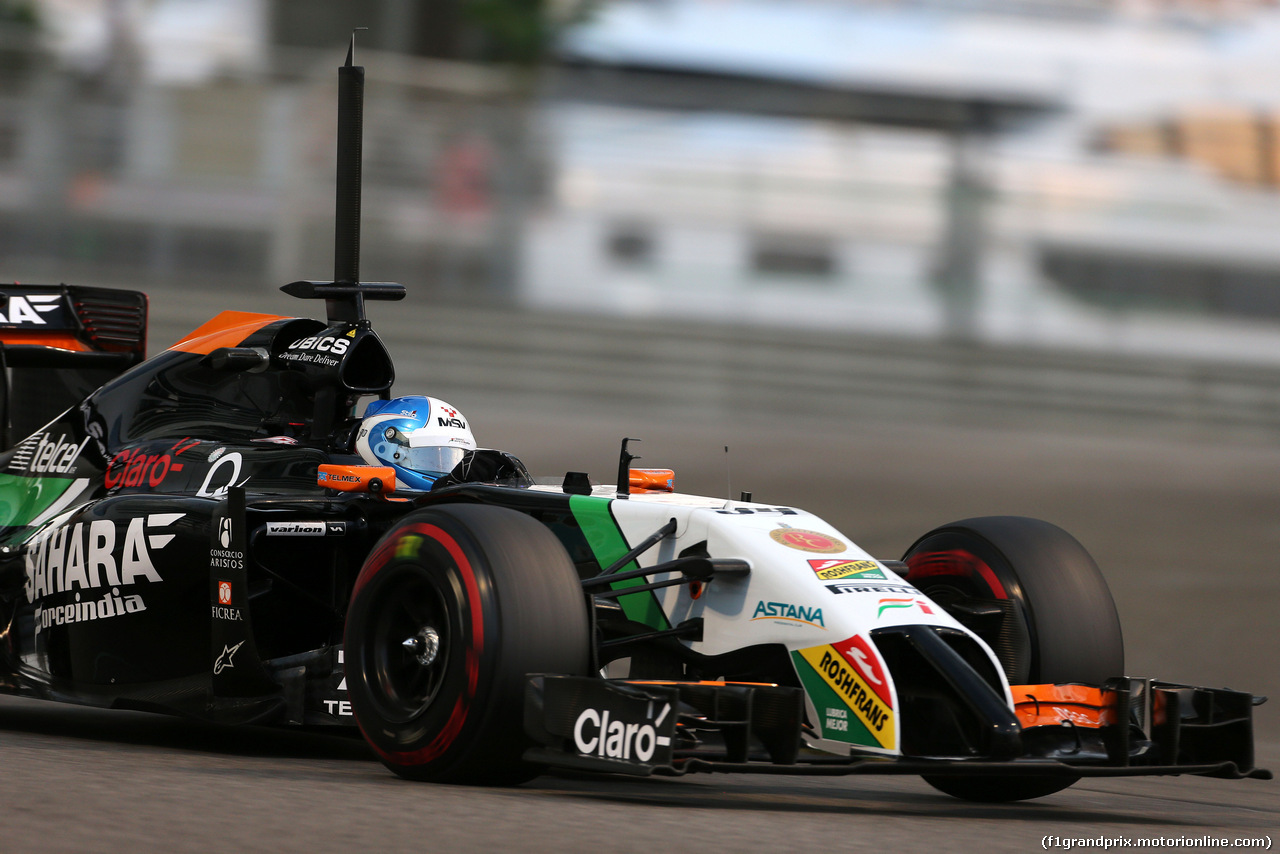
167;311;288;356
796;637;895;749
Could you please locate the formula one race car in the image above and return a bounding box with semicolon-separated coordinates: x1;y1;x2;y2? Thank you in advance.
0;46;1268;803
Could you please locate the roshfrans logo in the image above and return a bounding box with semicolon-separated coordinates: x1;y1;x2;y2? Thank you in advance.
572;703;672;762
808;559;886;581
751;600;825;629
795;635;896;749
10;432;89;475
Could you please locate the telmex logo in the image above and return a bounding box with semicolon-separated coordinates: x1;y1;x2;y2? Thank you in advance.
751;600;825;629
572;703;672;762
0;294;61;326
288;335;350;355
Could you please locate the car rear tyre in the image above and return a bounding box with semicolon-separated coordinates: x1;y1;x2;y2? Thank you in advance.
344;504;590;784
902;515;1123;802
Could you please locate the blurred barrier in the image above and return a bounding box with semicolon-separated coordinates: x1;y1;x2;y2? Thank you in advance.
0;42;533;299
146;283;1280;439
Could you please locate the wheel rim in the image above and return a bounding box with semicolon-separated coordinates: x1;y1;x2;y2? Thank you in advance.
904;542;1033;684
364;565;455;725
905;548;1009;600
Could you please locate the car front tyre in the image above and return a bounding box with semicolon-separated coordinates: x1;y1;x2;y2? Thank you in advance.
344;504;589;784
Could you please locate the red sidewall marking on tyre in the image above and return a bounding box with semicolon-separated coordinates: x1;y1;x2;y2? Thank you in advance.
906;549;1008;599
352;522;485;767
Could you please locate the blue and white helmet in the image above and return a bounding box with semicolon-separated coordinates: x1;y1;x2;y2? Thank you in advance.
355;396;477;490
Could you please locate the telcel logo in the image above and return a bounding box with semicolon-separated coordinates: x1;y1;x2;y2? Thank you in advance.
572;703;671;762
24;433;89;475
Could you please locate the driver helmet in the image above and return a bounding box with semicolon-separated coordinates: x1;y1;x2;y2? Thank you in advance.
355;396;477;491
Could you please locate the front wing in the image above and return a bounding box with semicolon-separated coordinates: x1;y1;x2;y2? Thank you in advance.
523;676;1271;781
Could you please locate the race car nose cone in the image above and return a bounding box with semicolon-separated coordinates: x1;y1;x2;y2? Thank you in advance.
402;626;441;667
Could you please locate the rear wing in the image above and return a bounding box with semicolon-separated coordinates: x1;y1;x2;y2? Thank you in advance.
0;284;148;445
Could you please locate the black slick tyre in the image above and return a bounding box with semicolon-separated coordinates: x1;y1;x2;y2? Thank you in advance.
902;516;1124;802
343;504;589;784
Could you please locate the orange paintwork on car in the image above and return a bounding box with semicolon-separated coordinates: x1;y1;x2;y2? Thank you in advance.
1010;683;1119;728
167;311;289;355
629;468;675;494
0;331;91;351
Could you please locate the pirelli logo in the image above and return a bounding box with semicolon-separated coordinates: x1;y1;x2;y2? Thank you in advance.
797;641;895;749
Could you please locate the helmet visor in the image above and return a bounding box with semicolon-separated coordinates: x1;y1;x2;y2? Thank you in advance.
401;445;469;478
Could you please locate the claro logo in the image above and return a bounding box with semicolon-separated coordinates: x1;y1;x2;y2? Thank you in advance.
572;703;672;762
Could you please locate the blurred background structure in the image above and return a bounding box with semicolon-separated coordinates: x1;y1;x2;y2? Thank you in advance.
4;0;1280;433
